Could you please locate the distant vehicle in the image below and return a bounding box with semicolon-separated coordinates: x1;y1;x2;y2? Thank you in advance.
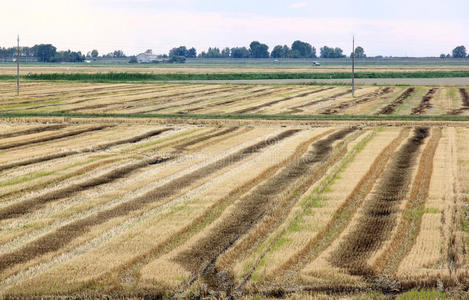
312;61;320;66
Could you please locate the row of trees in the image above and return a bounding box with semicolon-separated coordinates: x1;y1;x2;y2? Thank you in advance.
0;44;127;62
441;46;468;58
169;41;364;59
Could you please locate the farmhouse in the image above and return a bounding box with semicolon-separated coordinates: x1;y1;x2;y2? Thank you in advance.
136;52;160;63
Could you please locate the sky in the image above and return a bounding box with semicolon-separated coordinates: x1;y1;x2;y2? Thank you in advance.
1;0;468;57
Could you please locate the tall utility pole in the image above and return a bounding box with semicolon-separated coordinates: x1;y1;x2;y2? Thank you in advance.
16;35;20;96
352;36;355;98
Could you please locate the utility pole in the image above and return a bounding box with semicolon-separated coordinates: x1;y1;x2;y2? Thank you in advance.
352;35;355;98
16;35;20;96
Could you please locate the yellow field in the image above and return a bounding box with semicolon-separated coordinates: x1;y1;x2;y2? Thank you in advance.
0;118;467;298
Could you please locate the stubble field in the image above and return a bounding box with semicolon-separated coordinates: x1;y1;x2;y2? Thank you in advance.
0;81;468;117
0;79;468;298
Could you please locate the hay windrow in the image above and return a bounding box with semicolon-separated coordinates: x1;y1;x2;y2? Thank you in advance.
329;127;430;276
411;88;438;115
0;130;299;274
173;128;356;292
234;87;334;114
0;125;111;150
378;88;416;115
0;128;171;172
267;128;410;282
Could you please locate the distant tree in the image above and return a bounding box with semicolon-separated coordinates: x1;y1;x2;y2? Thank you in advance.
169;46;188;57
288;49;302;58
128;56;138;63
291;40;315;58
198;47;223;58
320;46;345;58
113;50;125;58
145;49;153;54
221;47;231;57
249;41;269;58
32;44;57;62
271;45;290;58
231;47;250;58
440;53;446;59
52;50;85;62
354;46;366;58
452;46;467;58
447;54;451;58
187;47;197;58
91;49;99;58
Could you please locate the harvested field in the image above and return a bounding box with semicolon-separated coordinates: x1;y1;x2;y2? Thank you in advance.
0;78;469;298
0;118;467;298
0;82;466;116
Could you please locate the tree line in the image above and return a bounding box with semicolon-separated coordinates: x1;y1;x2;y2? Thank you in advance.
168;41;362;59
0;44;127;62
1;42;468;63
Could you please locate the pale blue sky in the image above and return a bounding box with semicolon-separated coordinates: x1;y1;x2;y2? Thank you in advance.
1;0;468;57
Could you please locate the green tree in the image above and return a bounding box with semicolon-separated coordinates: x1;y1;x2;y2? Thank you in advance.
452;46;467;58
271;45;290;58
113;50;125;58
187;47;197;58
231;47;250;58
32;44;57;62
354;46;366;58
249;41;269;58
291;40;315;58
320;46;345;58
221;47;231;57
91;49;99;58
128;56;138;63
169;46;188;57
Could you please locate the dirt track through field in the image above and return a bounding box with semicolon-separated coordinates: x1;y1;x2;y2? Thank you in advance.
174;128;355;292
0;130;298;274
329;127;429;276
0;128;172;172
378;88;415;114
411;88;438;115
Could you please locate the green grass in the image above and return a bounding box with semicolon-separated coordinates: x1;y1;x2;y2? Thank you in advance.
2;111;469;122
397;289;450;299
2;70;468;82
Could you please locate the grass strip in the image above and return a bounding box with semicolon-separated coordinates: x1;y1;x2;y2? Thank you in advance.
8;71;469;82
3;111;469;122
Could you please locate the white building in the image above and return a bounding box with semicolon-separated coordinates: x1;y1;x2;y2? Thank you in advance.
136;52;160;63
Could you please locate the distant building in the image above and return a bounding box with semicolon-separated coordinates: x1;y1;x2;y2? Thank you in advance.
136;52;160;63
